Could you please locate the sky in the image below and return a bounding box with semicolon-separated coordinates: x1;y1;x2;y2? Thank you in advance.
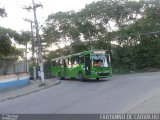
0;0;97;58
0;0;96;32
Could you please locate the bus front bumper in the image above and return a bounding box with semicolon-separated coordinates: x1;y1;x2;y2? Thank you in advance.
90;71;111;78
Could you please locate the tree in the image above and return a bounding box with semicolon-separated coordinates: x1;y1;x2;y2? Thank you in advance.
19;31;31;58
43;0;160;74
43;0;144;49
0;27;23;58
110;0;160;71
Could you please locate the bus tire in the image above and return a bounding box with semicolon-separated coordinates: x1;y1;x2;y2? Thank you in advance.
96;78;99;80
58;72;62;80
79;72;86;82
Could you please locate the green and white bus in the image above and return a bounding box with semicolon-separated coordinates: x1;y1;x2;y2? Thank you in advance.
51;50;112;81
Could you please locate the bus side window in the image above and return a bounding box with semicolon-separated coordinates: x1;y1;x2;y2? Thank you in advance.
76;56;79;63
63;59;66;67
79;56;84;63
59;59;63;65
68;58;71;65
52;61;56;66
74;56;78;64
71;57;74;65
65;59;68;67
71;56;77;65
56;60;59;66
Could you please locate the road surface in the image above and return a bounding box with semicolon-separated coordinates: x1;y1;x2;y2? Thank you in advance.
0;72;160;113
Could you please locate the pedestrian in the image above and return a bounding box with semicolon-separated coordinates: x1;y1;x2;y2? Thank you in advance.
38;69;41;80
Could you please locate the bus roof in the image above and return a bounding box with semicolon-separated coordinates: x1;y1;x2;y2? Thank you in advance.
51;49;109;61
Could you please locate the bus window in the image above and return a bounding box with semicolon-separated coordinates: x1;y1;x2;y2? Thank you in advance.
59;59;63;65
68;58;71;65
63;59;66;67
71;57;74;65
92;55;108;67
56;60;59;66
74;56;78;64
65;59;68;67
76;56;79;63
71;56;78;65
79;56;84;63
68;58;72;68
52;61;56;66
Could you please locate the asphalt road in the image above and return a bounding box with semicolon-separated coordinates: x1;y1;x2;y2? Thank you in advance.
0;72;160;113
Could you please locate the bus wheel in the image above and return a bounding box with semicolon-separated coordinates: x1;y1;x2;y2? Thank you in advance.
58;73;62;80
79;73;85;82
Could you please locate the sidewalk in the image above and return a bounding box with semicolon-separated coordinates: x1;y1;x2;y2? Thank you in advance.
0;78;61;103
128;91;160;113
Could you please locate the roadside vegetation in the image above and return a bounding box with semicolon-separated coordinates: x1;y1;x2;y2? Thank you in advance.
43;0;160;75
0;7;31;59
1;0;160;76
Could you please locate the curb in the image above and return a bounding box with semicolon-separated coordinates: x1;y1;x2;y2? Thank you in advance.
0;80;61;103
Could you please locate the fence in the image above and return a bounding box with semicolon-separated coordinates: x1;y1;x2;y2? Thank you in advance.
0;60;29;75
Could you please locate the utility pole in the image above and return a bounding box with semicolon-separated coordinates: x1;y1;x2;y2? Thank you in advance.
23;0;45;84
24;18;36;80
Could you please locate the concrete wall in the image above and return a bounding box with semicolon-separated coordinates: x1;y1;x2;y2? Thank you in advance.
0;73;30;90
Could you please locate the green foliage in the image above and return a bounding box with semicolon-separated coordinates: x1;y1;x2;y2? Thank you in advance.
43;0;160;74
0;27;24;58
19;31;31;45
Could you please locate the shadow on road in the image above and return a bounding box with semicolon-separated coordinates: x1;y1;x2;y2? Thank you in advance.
60;78;112;83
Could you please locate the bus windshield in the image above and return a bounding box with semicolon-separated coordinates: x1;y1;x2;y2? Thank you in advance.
92;55;108;67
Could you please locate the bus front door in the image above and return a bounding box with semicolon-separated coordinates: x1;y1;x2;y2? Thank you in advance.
85;54;91;75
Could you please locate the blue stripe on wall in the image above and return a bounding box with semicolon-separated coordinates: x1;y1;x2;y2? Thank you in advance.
0;78;30;89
